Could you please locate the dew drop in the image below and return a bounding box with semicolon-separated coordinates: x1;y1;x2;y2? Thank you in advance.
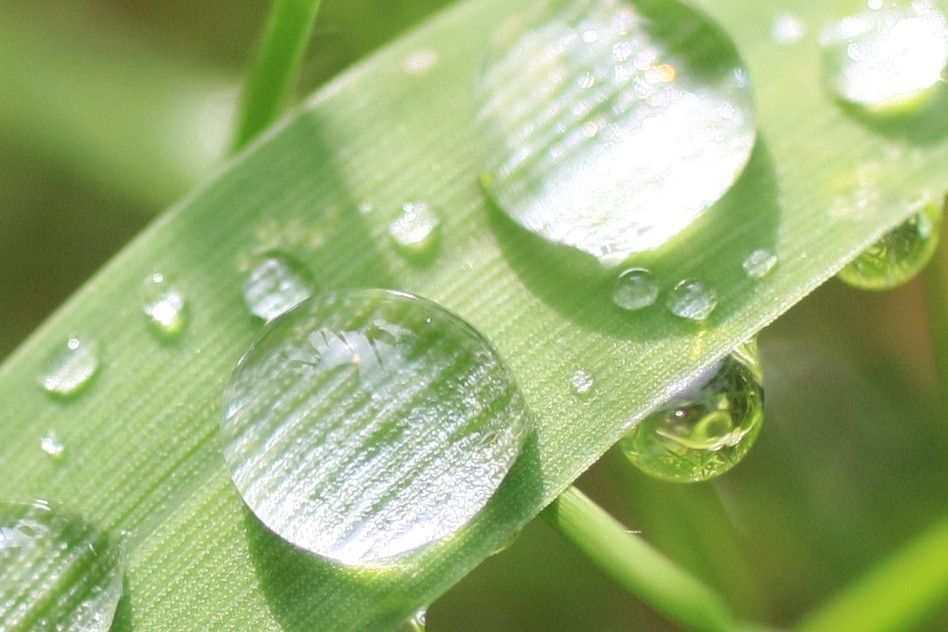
612;267;659;311
220;289;529;565
243;252;314;322
40;432;65;460
837;196;943;290
820;0;948;110
403;608;427;632
142;273;187;339
475;0;756;265
388;201;442;258
620;340;764;482
667;279;717;321
39;338;100;398
772;12;806;43
571;368;596;396
0;500;124;632
742;248;778;279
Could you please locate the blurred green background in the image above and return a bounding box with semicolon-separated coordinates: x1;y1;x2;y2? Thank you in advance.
1;1;946;629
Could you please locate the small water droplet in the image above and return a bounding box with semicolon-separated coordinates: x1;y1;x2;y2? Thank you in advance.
220;289;529;565
667;280;717;321
141;273;187;339
612;267;659;310
402;49;438;74
403;608;427;631
837;196;943;290
40;432;65;459
243;252;314;322
772;12;806;43
620;340;764;482
491;529;521;556
742;248;778;279
571;369;596;396
389;202;441;258
39;338;100;398
475;0;756;265
0;500;124;631
820;0;948;110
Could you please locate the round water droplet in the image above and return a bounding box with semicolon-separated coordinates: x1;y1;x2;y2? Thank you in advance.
39;338;100;399
141;273;188;339
820;0;948;111
221;289;529;565
403;608;427;632
837;197;943;290
243;252;314;322
620;340;763;482
667;279;717;321
570;368;596;396
612;267;659;310
388;202;442;258
40;432;65;459
742;248;778;279
0;500;124;632
476;0;756;265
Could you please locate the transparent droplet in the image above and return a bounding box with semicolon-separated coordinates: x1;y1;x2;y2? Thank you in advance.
571;368;596;396
667;279;717;321
0;500;124;632
243;252;314;322
491;529;521;556
220;289;529;565
40;432;65;459
141;273;187;339
837;197;943;290
403;608;427;632
742;248;778;279
402;49;438;74
39;338;100;399
820;0;948;110
772;12;806;43
620;340;764;482
476;0;756;265
389;202;441;258
612;267;659;310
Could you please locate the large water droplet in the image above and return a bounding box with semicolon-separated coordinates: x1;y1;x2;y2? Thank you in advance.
837;196;943;289
476;0;756;265
0;500;124;631
820;0;948;111
220;289;529;565
388;201;442;258
39;338;100;399
742;248;778;279
667;279;717;321
403;608;427;632
620;340;764;482
243;252;314;322
40;432;65;460
141;273;188;339
612;267;659;311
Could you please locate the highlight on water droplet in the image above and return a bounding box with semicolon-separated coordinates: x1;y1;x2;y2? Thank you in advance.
742;248;778;279
571;368;596;396
388;201;442;258
612;267;659;311
403;608;427;632
40;432;65;459
837;195;943;290
619;339;764;482
243;251;314;322
220;289;529;565
142;273;188;339
772;12;806;43
667;279;717;321
820;0;948;111
39;338;100;398
475;0;756;265
0;500;124;632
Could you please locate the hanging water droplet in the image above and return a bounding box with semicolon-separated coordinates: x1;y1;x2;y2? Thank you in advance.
243;252;314;322
40;432;65;459
39;338;100;399
571;368;596;396
667;279;717;321
820;0;948;110
611;267;659;311
475;0;756;265
620;339;764;482
388;202;442;258
837;197;943;290
772;12;806;43
403;608;427;632
141;273;188;339
491;529;521;556
742;248;778;279
0;500;124;632
220;289;529;565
